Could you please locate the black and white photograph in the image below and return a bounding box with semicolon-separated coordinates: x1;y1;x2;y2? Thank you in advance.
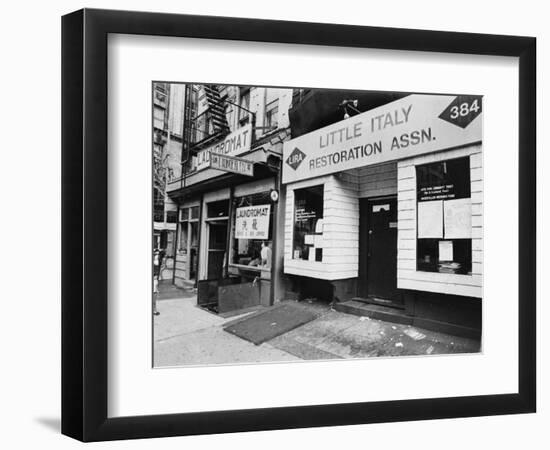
152;83;483;367
0;0;545;445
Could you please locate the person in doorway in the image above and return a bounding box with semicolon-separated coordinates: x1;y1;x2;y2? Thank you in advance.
261;241;272;269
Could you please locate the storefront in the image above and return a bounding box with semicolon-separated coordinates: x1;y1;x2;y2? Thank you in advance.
282;94;483;337
167;125;288;314
195;179;277;313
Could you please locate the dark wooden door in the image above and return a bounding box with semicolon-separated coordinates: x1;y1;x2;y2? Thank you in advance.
366;198;400;302
207;221;227;280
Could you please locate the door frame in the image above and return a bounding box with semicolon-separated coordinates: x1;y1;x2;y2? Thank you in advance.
358;195;398;299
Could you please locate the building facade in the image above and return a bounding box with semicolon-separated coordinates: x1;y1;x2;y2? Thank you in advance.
153;82;186;280
166;84;293;311
281;89;482;337
162;85;482;338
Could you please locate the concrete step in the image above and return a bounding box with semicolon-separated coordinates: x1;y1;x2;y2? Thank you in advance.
351;296;405;310
334;300;413;325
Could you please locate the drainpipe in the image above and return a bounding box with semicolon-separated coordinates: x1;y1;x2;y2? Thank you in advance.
224;187;235;280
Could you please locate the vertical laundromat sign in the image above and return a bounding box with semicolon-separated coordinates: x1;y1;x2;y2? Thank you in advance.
282;94;482;184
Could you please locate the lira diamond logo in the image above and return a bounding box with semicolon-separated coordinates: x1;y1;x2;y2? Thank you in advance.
286;147;306;171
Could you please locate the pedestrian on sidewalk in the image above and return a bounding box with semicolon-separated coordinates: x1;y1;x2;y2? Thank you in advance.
154;247;165;280
153;275;160;316
153;248;163;316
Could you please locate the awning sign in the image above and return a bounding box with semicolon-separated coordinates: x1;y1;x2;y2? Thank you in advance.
196;124;252;171
210;153;254;177
235;204;271;239
282;94;482;184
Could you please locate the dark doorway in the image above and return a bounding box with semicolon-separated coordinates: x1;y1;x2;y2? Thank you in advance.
359;197;401;305
207;221;227;280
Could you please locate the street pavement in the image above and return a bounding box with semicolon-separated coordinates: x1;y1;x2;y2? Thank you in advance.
154;286;299;367
153;285;481;367
269;306;480;359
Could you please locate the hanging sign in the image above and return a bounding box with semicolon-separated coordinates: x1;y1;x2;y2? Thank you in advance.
196;124;252;171
235;204;271;239
210;153;254;176
282;94;482;184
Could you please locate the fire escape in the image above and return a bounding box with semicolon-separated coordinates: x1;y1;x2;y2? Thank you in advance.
181;84;256;178
191;84;231;151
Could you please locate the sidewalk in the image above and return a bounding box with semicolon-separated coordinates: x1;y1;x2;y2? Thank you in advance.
268;304;480;359
153;285;481;367
153;284;300;367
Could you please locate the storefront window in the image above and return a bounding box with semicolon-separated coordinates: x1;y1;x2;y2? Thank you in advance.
207;200;229;218
293;185;324;262
230;192;273;271
416;157;472;274
178;206;200;279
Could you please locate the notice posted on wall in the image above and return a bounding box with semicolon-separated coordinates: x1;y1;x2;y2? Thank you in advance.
438;240;454;261
417;200;443;239
314;234;324;248
444;198;472;239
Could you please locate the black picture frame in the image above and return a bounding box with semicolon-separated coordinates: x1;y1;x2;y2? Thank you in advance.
61;8;536;442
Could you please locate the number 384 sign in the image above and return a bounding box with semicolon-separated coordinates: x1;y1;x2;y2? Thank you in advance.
439;95;483;129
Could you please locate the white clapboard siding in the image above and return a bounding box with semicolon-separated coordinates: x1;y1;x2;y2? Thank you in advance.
358;162;397;198
398;219;416;230
323;247;359;257
397;144;483;298
397;249;416;260
284;174;359;280
398;278;481;298
398;229;416;240
398;199;416;211
472;250;483;263
398;268;482;286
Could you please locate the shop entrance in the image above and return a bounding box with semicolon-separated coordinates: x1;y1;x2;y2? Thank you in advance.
206;221;227;280
359;197;402;306
197;191;275;315
197;219;229;313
